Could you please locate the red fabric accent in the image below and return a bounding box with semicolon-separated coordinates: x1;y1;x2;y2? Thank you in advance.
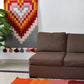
3;48;7;53
25;48;31;52
14;48;19;52
68;81;84;84
30;48;35;52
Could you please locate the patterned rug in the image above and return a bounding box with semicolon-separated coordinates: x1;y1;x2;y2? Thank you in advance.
11;77;84;84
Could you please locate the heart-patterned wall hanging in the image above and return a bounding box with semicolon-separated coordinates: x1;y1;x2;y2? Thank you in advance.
4;0;38;48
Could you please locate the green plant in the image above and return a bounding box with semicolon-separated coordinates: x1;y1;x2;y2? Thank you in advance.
0;9;12;48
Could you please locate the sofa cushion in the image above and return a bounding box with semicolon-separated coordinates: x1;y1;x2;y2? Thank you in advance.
64;53;84;67
67;34;84;53
37;32;66;52
29;52;65;66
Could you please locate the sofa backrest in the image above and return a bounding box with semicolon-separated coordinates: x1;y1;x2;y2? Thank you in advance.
37;32;67;52
67;34;84;53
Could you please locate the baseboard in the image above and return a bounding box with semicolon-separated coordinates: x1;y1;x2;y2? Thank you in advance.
0;59;28;64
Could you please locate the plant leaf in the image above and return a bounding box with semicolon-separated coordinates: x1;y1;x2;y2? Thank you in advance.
0;27;8;35
0;38;5;42
0;9;9;17
4;27;9;31
0;22;3;25
0;9;8;13
0;12;5;16
0;43;2;46
0;43;11;48
2;44;10;48
0;43;10;48
0;17;10;30
0;33;8;38
0;16;7;21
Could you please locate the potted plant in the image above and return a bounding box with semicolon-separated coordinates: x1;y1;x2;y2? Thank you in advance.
0;9;12;48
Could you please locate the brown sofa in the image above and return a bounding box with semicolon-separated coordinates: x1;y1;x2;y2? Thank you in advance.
29;32;84;79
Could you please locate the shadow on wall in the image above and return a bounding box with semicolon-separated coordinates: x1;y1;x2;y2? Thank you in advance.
38;0;42;32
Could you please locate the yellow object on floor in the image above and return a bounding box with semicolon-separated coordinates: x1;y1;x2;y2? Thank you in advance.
9;48;13;53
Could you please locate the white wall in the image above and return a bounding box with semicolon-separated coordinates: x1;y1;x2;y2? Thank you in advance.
0;0;84;59
38;0;84;33
0;0;4;9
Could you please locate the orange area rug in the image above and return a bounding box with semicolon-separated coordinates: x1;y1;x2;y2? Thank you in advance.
11;77;84;84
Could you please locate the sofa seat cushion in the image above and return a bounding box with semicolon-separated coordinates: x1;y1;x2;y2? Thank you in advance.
29;52;65;66
64;53;84;67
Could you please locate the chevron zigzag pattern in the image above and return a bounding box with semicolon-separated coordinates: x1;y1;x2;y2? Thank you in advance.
4;0;38;44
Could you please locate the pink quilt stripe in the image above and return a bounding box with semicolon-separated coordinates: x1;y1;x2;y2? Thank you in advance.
48;80;69;84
